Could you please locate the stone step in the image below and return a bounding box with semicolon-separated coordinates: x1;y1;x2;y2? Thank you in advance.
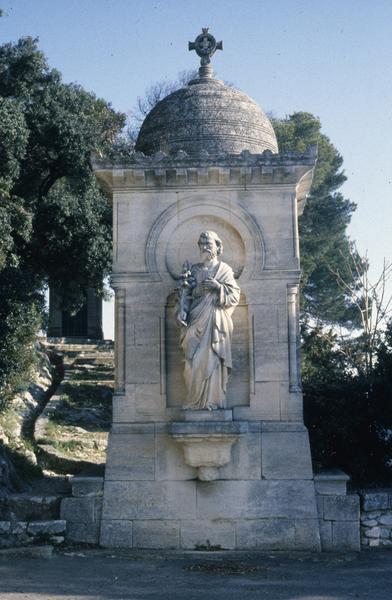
0;519;66;548
0;495;63;521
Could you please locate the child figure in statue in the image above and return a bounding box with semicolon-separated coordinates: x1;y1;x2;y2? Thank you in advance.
176;231;240;410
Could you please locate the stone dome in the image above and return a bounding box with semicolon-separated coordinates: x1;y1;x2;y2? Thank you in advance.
135;77;278;156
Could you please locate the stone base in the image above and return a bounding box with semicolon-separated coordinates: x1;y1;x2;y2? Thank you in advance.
100;421;321;550
100;515;321;550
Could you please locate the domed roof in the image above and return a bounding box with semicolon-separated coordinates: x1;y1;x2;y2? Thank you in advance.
135;77;278;157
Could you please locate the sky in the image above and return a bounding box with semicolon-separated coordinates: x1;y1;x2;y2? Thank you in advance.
1;0;391;339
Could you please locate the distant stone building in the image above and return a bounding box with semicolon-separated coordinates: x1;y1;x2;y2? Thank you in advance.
47;287;103;340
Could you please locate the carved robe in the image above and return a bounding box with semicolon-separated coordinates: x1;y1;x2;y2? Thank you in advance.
180;261;240;410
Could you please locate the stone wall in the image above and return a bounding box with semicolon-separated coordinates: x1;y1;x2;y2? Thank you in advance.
314;472;360;551
60;476;103;545
359;490;392;548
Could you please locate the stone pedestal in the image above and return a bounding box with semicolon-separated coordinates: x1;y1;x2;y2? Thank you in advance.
94;147;321;550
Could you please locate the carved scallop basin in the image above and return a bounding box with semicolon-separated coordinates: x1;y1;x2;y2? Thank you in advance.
170;415;245;481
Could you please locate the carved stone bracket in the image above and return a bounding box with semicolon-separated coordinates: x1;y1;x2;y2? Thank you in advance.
173;434;238;481
170;421;245;481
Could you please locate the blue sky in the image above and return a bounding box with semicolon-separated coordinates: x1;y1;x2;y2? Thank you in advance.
2;0;391;337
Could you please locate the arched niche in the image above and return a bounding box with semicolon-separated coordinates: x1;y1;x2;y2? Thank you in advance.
146;196;265;282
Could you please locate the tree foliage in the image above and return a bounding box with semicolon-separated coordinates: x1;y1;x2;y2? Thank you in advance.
0;37;125;407
272;112;360;326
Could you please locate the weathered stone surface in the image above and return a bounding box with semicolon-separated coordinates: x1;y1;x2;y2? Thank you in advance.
0;521;10;534
261;431;313;479
102;481;196;520
27;520;66;535
100;520;133;548
155;433;196;480
71;477;104;497
60;497;96;523
361;493;389;511
219;433;261;480
314;471;349;496
364;526;381;538
180;519;235;550
332;522;360;551
366;511;382;519
379;514;392;526
135;78;278;157
294;519;321;551
236;519;296;550
380;527;390;539
10;521;27;534
196;480;318;520
361;519;378;527
133;520;179;549
319;519;333;552
0;495;61;521
66;521;100;545
323;495;360;522
105;433;155;480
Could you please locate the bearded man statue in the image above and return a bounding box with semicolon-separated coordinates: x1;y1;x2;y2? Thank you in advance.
175;231;240;410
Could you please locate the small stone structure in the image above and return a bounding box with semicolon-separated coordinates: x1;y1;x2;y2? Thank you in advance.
360;490;392;547
48;288;103;339
91;29;359;551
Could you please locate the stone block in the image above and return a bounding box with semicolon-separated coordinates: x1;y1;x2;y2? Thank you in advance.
323;495;360;522
60;497;96;523
219;433;261;480
133;520;179;549
10;521;27;534
316;495;324;517
126;345;160;384
319;519;333;552
196;480;318;520
27;520;66;535
361;518;378;527
134;384;166;420
364;526;381;538
255;342;289;382
314;470;349;495
155;433;196;481
105;433;155;480
261;431;313;479
253;307;279;343
294;519;321;551
379;514;392;526
361;492;389;511
102;481;196;520
235;519;296;550
332;521;360;551
112;391;135;422
3;495;61;521
0;521;10;534
71;477;104;497
100;519;133;547
280;388;303;421
66;521;100;545
234;383;280;420
180;519;235;550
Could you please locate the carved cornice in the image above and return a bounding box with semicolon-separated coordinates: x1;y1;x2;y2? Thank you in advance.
93;145;317;170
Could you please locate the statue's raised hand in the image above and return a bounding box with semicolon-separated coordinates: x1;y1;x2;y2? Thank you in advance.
202;277;221;292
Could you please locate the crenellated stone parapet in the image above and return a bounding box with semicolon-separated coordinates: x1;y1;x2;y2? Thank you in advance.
93;146;316;192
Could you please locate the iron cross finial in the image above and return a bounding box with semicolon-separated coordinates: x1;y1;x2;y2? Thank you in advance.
188;28;223;78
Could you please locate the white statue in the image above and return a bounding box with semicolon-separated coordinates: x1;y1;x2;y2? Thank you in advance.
176;231;240;410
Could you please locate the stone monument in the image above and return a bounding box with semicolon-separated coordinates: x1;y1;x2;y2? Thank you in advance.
93;29;322;550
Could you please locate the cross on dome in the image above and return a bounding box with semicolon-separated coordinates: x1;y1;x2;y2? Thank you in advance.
188;27;223;78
